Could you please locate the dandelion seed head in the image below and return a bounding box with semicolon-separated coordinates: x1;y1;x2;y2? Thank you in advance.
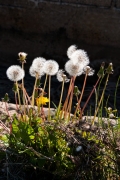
65;60;83;77
31;57;46;77
83;66;95;76
29;65;43;78
109;113;115;118
70;49;90;68
57;69;70;82
6;65;25;82
43;60;59;76
67;45;77;59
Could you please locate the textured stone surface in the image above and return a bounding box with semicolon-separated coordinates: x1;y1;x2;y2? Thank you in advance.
62;0;111;6
116;0;120;8
0;0;120;69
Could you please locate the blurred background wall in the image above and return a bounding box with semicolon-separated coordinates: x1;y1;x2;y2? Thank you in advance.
0;0;120;70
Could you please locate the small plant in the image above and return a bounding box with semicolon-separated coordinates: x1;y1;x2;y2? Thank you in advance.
0;46;120;179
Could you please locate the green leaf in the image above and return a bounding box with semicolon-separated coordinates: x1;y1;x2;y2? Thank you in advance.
0;134;9;146
12;122;19;134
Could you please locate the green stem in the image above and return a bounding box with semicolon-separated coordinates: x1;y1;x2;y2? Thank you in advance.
22;62;24;100
43;74;48;93
16;81;21;108
60;78;73;119
31;74;38;106
80;77;101;119
92;74;110;125
73;73;88;120
48;75;51;120
57;77;65;118
67;76;76;120
114;75;120;110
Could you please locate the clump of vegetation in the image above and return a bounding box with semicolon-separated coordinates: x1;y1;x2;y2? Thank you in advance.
0;46;120;179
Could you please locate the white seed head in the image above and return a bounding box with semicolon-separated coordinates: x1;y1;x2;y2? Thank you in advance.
32;57;46;77
29;65;42;78
83;66;95;76
18;52;27;61
57;69;70;82
70;49;90;68
67;45;77;59
43;60;59;76
65;60;83;77
109;113;115;118
6;65;25;82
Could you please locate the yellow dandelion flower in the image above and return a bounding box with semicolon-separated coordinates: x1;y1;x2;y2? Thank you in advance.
36;96;49;106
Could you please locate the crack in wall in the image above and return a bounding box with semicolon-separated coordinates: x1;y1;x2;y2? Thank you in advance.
0;0;120;9
29;0;120;9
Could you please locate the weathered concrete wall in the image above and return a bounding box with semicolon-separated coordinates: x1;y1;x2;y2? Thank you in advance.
62;0;111;6
0;0;120;69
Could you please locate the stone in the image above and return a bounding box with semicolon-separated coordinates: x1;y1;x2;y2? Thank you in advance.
0;0;120;70
116;0;120;8
62;0;111;7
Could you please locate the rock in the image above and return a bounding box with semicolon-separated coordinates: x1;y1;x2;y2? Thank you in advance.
0;0;120;69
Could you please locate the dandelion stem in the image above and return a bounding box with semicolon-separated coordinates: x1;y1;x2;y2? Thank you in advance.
92;74;109;125
15;92;19;111
43;74;48;93
114;75;120;110
60;78;72;119
24;87;31;105
4;102;12;119
57;76;65;118
31;73;38;106
67;76;76;120
21;62;26;115
80;77;101;119
0;120;10;133
73;72;88;120
21;63;24;93
48;75;51;120
16;81;21;107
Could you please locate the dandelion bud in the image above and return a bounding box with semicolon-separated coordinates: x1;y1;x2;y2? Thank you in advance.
43;60;59;76
65;60;83;77
2;93;9;102
70;49;90;68
108;107;112;112
57;69;70;82
106;62;114;74
97;62;105;78
67;45;77;59
74;86;81;96
12;83;18;92
18;52;27;62
6;65;25;82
